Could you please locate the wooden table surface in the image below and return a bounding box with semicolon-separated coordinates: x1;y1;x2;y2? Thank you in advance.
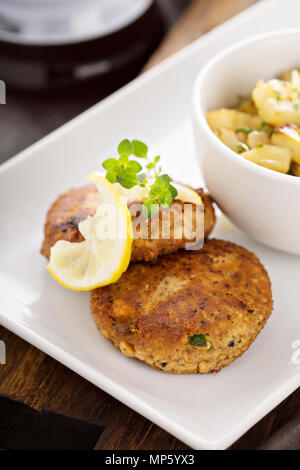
1;0;300;450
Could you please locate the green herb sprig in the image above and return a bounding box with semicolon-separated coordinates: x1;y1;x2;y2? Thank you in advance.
102;139;178;218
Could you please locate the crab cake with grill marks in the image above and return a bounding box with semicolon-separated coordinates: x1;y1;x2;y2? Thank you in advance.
90;239;273;373
41;184;215;262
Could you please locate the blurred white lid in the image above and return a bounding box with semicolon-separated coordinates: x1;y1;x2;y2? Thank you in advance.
0;0;152;45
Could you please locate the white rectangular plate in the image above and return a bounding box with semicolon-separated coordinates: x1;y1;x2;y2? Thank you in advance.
1;0;300;450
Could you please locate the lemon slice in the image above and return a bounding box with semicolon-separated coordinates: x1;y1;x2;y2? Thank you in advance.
47;172;132;291
172;182;202;205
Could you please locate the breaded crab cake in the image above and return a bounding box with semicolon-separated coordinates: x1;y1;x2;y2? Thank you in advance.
41;184;215;263
90;239;273;373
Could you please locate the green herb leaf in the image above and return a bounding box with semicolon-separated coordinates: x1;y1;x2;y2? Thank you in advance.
118;139;133;157
157;174;171;185
293;103;300;111
116;168;139;189
106;170;118;184
169;184;178;199
127;160;143;173
154;156;160;163
147;174;178;208
256;142;264;148
132;140;148;158
236;126;252;135
158;190;173;207
142;200;159;218
118;155;129;165
102;158;119;170
149;185;161;199
146;162;155;170
188;334;212;350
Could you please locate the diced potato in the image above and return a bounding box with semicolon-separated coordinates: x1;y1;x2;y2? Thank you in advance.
241;145;292;173
252;77;300;126
258;99;300;126
290;70;300;90
214;128;240;151
271;124;300;164
252;79;291;107
208;68;300;175
252;80;268;108
247;130;270;149
281;69;300;86
235;97;257;115
206;109;262;132
236;131;248;143
290;161;300;176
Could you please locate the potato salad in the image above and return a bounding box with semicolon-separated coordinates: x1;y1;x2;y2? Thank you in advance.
206;69;300;176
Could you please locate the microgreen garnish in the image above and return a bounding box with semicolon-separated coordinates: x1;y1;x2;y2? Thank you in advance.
274;90;282;101
236;126;252;135
188;334;213;350
102;140;178;218
293;103;300;111
237;143;250;154
256;142;264;148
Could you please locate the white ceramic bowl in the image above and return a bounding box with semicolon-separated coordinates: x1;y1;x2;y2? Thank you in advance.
192;29;300;255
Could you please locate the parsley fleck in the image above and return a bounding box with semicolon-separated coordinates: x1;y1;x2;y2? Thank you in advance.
236;126;252;135
259;121;274;136
274;90;282;101
188;334;213;350
256;142;264;148
259;121;268;132
237;143;250;154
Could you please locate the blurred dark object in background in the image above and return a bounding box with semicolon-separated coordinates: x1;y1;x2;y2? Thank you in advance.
0;0;191;163
157;0;192;27
0;1;164;92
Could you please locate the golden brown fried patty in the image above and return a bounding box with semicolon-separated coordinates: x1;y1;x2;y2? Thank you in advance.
41;184;215;262
90;239;273;373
